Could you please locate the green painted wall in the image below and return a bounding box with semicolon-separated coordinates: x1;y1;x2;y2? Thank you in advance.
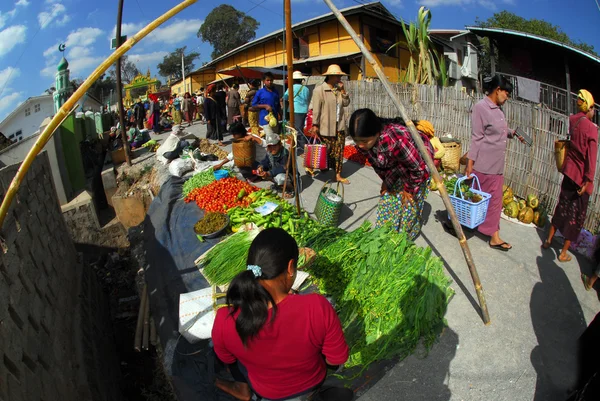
59;114;86;193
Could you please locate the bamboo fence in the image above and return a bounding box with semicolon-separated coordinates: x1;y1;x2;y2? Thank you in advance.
346;81;600;233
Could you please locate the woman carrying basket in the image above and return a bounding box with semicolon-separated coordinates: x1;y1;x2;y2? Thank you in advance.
543;89;597;262
348;108;434;241
464;75;525;251
310;64;351;184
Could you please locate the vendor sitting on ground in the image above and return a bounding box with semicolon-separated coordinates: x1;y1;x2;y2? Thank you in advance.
126;122;150;149
159;112;173;131
256;134;294;197
155;125;190;163
212;228;352;401
215;122;267;170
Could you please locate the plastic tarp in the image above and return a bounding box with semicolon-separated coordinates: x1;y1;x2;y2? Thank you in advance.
143;176;236;400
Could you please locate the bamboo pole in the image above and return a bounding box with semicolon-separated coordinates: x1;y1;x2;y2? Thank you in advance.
142;291;151;351
134;284;148;352
115;0;131;167
323;0;491;324
284;0;301;214
0;0;199;229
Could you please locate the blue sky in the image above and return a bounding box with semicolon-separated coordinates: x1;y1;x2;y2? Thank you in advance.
0;0;599;121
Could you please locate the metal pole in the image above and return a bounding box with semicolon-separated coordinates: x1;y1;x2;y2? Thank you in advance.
182;50;186;93
322;0;491;325
284;0;301;214
115;0;131;166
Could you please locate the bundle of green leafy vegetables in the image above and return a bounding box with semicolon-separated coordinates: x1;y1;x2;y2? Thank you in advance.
199;218;453;374
306;222;453;373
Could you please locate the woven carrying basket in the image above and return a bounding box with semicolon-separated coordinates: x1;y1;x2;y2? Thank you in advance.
554;140;569;172
441;142;462;173
232;139;255;168
314;181;344;227
304;136;328;170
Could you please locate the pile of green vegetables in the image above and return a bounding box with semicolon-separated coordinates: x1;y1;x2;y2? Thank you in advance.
445;177;482;203
201;230;259;285
227;189;329;241
306;222;453;373
182;169;215;198
194;212;228;235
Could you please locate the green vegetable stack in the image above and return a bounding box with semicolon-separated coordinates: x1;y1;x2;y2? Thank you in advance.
182;169;215;198
201;230;259;285
306;222;453;374
194;212;227;235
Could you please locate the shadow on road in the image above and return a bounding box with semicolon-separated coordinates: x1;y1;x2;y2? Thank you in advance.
530;251;587;401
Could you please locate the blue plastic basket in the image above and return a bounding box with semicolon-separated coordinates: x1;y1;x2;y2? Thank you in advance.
448;175;491;229
213;169;229;180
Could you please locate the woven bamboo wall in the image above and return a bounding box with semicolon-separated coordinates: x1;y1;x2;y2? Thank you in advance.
345;81;600;233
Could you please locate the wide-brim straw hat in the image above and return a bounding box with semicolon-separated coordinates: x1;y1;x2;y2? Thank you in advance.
322;64;348;76
292;71;306;80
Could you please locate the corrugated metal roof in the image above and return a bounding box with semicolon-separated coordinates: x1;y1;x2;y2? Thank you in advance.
466;26;600;64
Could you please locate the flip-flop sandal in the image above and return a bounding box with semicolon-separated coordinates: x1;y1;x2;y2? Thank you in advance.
581;273;592;291
489;241;512;251
337;178;350;185
558;254;572;263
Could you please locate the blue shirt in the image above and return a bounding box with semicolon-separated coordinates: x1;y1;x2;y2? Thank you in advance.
283;84;310;114
252;87;280;126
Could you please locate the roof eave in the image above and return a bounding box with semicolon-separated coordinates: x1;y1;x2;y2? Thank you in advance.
204;2;400;68
466;26;600;64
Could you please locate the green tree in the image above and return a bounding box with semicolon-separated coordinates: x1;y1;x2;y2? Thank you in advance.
88;74;116;101
157;47;199;81
197;4;259;59
475;11;597;74
108;55;141;84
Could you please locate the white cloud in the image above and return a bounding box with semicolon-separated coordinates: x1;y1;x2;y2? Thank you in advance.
0;67;23;120
110;21;146;40
0;91;24;120
38;2;67;29
128;51;168;66
147;19;203;45
0;14;6;30
41;27;106;79
66;27;104;47
15;0;30;6
0;25;27;58
0;67;20;90
68;46;91;58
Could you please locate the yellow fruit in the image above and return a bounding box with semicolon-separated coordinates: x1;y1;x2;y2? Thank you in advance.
518;207;535;224
429;180;439;191
518;199;527;211
527;194;539;209
504;201;519;218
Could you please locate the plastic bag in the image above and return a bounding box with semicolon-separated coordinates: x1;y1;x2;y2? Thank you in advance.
168;158;194;177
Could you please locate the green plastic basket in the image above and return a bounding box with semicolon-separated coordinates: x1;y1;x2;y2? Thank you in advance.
314;181;344;227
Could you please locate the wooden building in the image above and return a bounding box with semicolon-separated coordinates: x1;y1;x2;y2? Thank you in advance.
171;2;409;93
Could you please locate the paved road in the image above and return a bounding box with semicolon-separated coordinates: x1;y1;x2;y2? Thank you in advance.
152;122;599;401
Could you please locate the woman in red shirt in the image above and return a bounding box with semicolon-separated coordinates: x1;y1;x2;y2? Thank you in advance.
544;89;598;262
211;228;352;401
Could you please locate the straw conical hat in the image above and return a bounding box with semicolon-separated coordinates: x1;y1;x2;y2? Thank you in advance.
322;64;348;76
292;71;306;80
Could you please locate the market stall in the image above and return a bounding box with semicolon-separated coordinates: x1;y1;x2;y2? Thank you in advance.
143;166;453;399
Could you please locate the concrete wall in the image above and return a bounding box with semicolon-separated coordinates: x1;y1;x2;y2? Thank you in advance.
0;96;54;142
0;152;121;401
0;127;72;205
